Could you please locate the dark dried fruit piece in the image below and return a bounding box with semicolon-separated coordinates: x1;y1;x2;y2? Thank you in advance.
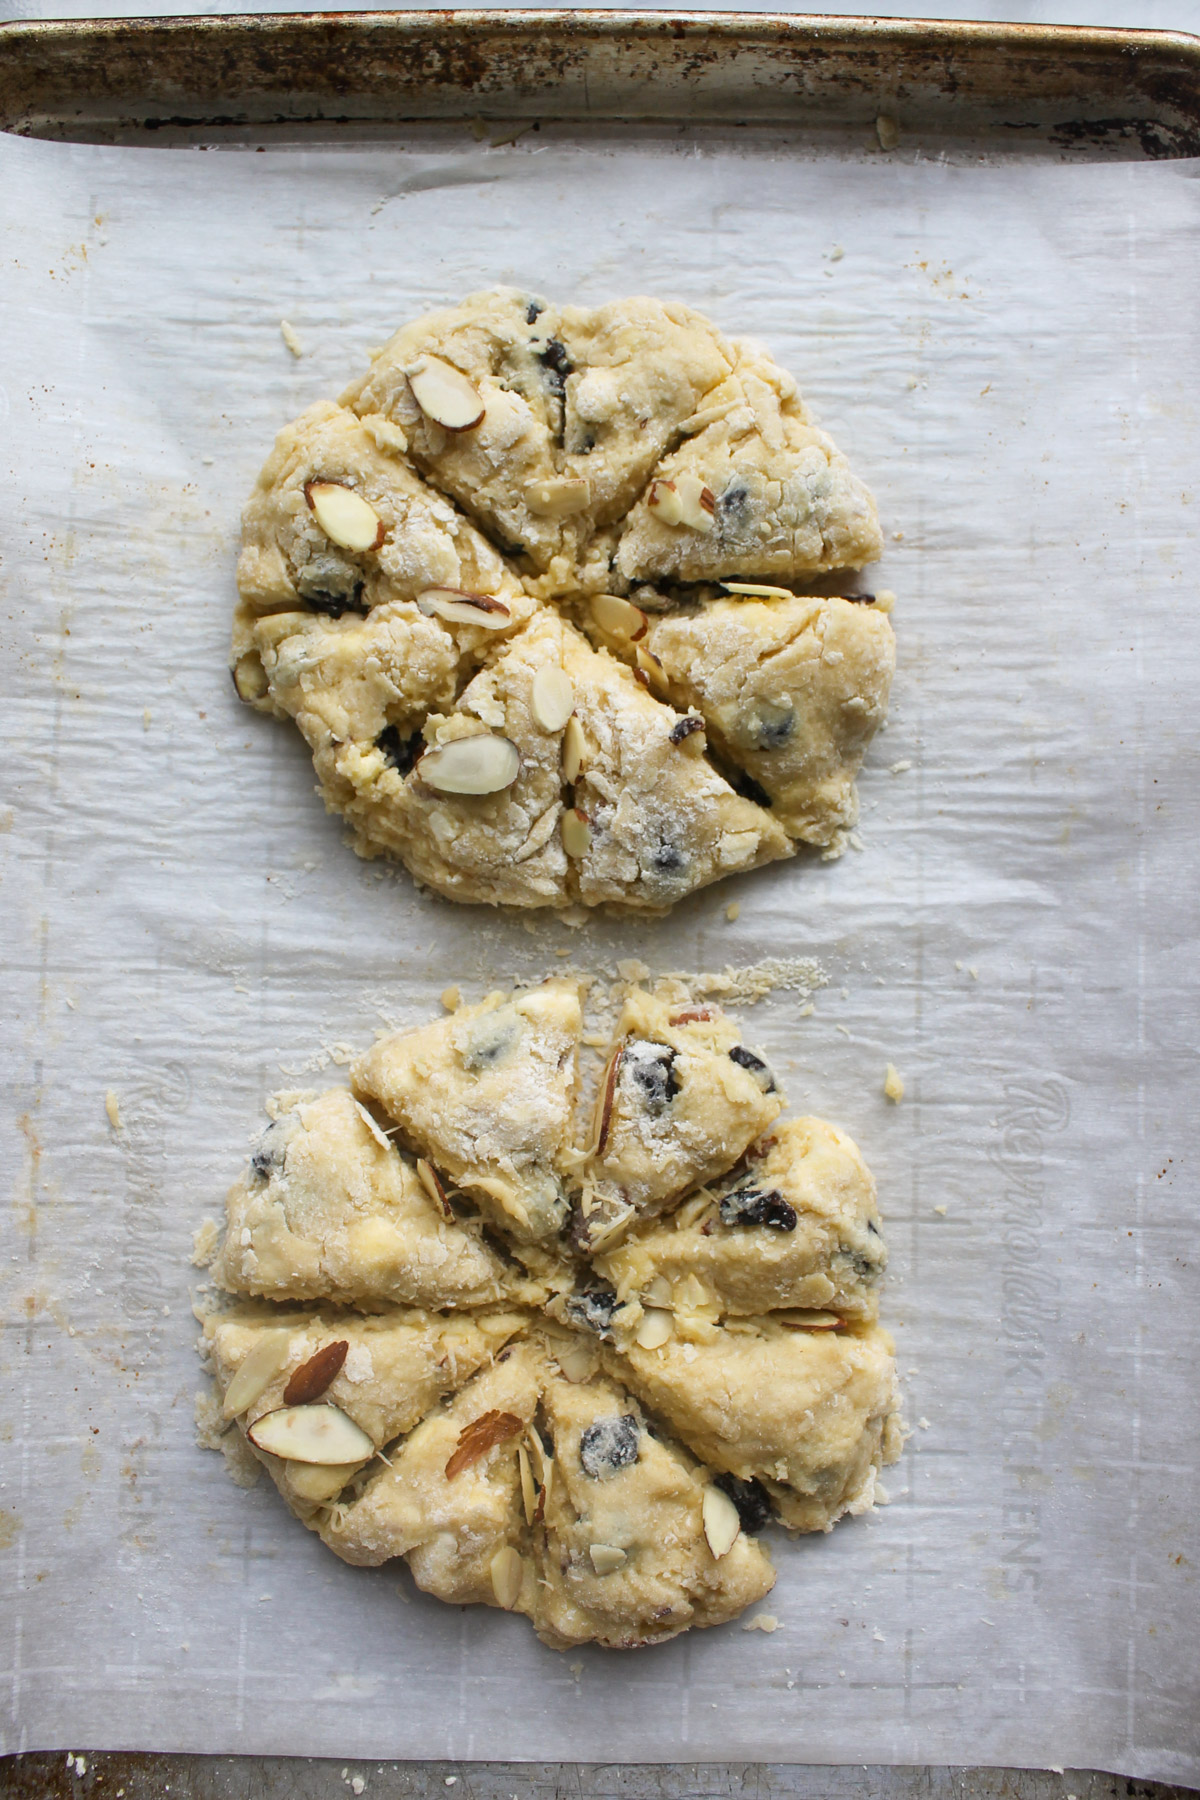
283;1340;350;1406
668;716;705;746
579;1414;640;1479
729;1045;777;1093
250;1116;296;1182
564;1284;620;1339
649;841;687;876
714;1472;774;1534
718;1186;797;1232
715;479;753;528
444;1409;524;1479
622;1040;680;1116
537;337;573;400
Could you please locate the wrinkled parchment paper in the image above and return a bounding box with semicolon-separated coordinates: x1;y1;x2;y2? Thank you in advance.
1;100;1198;1780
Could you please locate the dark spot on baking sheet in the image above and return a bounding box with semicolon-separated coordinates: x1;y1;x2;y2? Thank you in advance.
729;1044;777;1093
376;724;420;774
579;1413;640;1479
718;1185;797;1231
714;1471;775;1533
622;1040;680;1115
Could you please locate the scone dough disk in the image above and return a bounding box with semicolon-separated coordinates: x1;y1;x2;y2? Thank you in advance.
234;290;893;907
202;980;902;1648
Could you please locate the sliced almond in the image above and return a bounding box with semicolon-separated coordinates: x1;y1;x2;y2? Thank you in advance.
635;1308;673;1351
444;1409;524;1479
778;1310;845;1331
525;475;591;518
674;471;717;532
416;588;511;630
721;581;795;599
552;1338;598;1384
490;1545;525;1611
590;593;648;642
635;645;669;697
247;1404;374;1465
517;1443;538;1527
589;1543;628;1576
524;1427;549;1488
352;1097;394;1151
561;807;591;859
283;1340;350;1407
530;664;575;733
416;1157;456;1222
645;1275;672;1307
561;715;587;783
702;1485;742;1559
222;1329;293;1419
285;1459;365;1504
406;356;485;431
304;481;386;553
232;651;268;704
419;735;520;796
593;1045;623;1153
647;478;684;525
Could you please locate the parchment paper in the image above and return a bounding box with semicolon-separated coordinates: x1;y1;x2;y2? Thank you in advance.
1;100;1198;1780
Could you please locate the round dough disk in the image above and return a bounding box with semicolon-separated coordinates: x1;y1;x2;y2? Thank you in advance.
234;290;893;908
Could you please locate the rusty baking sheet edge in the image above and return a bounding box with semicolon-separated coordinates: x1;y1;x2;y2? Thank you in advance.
0;11;1198;155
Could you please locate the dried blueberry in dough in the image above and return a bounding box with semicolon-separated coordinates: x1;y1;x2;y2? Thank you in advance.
717;1185;799;1232
578;1413;641;1478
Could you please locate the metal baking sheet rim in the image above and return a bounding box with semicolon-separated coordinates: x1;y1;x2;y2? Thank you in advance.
0;9;1198;155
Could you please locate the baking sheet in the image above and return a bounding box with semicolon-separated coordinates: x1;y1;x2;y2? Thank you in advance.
0;105;1198;1782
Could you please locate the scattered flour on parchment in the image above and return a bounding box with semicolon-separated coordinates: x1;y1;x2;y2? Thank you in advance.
671;956;826;1006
